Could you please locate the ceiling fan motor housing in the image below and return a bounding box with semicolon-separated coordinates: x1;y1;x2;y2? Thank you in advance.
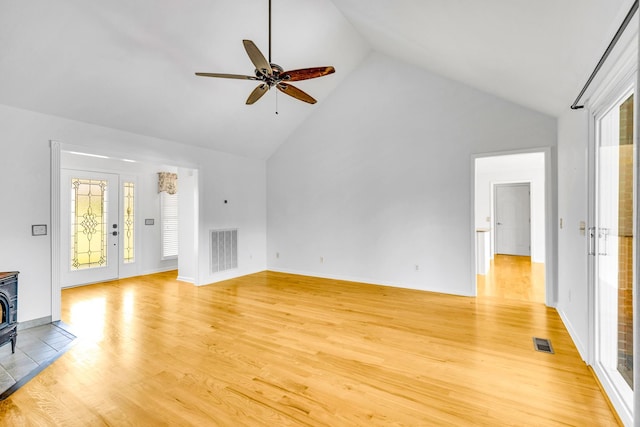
255;63;290;87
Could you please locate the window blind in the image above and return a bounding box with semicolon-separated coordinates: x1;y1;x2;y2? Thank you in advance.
161;192;178;259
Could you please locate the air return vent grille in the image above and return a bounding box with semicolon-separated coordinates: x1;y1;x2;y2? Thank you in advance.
210;229;238;273
533;337;554;354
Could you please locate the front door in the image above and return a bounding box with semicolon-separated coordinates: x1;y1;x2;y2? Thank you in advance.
61;170;119;287
495;183;531;256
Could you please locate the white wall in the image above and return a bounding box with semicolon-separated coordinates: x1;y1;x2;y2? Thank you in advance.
267;52;557;296
0;103;267;323
475;153;546;263
556;109;590;359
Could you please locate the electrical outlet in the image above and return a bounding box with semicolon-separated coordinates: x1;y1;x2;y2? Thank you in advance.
415;264;420;271
320;256;324;263
276;252;280;259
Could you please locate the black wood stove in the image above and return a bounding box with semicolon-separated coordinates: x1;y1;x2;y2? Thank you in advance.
0;272;18;353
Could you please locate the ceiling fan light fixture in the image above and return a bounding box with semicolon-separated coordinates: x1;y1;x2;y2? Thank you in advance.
195;2;335;107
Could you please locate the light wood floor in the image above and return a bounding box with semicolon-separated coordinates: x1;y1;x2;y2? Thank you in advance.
0;271;619;426
477;254;545;303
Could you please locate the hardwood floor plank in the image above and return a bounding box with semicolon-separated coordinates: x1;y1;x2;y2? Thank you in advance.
0;270;619;426
477;254;545;302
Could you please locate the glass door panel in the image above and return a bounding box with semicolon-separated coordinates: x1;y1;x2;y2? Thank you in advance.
119;176;139;279
61;170;119;287
595;91;634;411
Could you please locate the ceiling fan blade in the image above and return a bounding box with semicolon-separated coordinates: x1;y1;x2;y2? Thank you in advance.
282;66;335;82
246;83;269;105
243;40;272;76
195;72;259;80
276;83;317;104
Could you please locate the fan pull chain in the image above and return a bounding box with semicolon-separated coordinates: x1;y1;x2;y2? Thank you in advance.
275;89;279;115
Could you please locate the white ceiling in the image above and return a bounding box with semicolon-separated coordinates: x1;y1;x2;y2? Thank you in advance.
0;0;634;159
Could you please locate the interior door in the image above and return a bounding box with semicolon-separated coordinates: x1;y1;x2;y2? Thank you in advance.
61;170;119;287
495;183;531;256
593;89;634;412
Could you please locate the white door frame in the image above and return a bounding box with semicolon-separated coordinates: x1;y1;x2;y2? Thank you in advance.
586;76;636;426
470;147;555;307
50;141;201;321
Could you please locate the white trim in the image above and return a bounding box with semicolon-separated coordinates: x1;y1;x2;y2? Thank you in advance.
582;8;639;111
557;307;588;361
591;362;633;426
140;267;178;276
55;142;200;170
50;140;61;322
635;21;640;425
587;110;598;367
267;267;477;297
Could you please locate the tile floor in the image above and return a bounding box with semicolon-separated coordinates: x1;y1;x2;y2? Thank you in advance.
0;322;76;398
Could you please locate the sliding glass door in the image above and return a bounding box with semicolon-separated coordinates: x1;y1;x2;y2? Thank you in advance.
593;86;635;417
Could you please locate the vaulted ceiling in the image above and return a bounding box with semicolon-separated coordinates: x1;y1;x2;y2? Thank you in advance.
0;0;634;159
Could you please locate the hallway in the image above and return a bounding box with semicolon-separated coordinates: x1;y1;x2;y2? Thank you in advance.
477;254;545;303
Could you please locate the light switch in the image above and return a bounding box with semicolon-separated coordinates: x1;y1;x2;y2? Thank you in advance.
32;224;47;236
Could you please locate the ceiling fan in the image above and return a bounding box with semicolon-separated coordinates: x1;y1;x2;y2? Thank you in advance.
195;0;335;106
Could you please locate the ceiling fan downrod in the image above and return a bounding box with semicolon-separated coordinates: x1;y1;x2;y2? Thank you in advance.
268;0;272;63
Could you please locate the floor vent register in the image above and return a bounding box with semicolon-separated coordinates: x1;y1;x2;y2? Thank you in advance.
533;337;554;354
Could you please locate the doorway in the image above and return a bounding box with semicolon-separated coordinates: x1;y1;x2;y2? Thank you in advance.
51;143;200;321
474;152;547;304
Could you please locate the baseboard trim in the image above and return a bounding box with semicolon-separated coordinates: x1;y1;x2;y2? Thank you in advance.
17;316;52;331
267;268;475;297
198;268;268;286
556;307;588;361
140;266;179;276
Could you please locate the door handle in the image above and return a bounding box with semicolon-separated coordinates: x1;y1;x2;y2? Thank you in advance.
588;227;596;256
